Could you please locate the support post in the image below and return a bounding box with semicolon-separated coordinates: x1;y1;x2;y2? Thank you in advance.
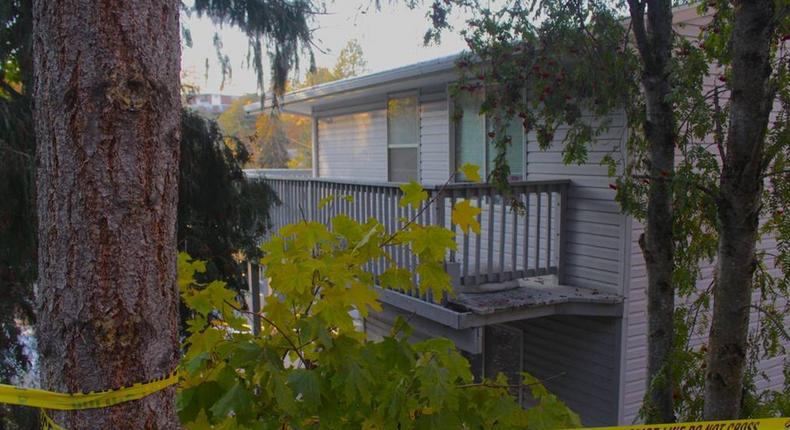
311;111;319;178
556;183;569;285
247;261;261;335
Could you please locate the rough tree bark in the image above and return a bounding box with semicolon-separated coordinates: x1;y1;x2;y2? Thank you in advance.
32;1;181;429
627;0;677;423
704;0;776;419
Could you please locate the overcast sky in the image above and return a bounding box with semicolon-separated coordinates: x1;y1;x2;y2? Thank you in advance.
181;1;470;96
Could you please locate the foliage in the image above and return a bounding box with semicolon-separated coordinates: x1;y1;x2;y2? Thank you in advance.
0;0;34;384
424;0;789;421
177;164;581;429
332;39;367;79
216;39;369;169
189;0;319;98
179;109;279;291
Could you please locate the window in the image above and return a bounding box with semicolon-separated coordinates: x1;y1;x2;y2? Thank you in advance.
486;118;524;180
454;90;524;181
387;95;419;182
455;91;486;181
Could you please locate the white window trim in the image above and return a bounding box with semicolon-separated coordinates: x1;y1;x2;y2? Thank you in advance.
450;86;527;182
386;90;421;183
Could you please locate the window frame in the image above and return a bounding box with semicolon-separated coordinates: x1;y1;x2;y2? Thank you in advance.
386;90;421;183
449;84;527;183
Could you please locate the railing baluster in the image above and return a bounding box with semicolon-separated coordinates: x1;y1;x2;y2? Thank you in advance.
449;192;457;262
523;189;530;277
535;187;542;274
462;189;470;287
511;187;519;281
498;191;506;283
546;190;553;273
557;184;568;284
475;188;483;285
486;187;495;284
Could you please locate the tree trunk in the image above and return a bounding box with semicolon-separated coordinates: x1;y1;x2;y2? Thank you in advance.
32;1;181;429
704;0;775;419
628;0;676;423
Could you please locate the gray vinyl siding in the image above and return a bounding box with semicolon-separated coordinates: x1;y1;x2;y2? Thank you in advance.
513;316;622;427
620;27;788;419
317;106;388;181
419;91;450;184
525;112;630;294
621;224;788;423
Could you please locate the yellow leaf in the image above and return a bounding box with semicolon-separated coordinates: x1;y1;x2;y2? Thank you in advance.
459;163;482;183
318;195;334;210
399;180;427;209
451;200;482;234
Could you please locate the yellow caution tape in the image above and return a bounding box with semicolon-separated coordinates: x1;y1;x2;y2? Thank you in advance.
0;371;178;410
566;418;790;430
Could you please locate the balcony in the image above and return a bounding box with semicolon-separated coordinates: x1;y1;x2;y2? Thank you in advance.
247;170;622;350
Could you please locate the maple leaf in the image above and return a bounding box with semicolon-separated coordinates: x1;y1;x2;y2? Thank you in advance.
417;261;451;298
459;163;482;183
399;180;427;209
451;200;482;234
318;194;335;210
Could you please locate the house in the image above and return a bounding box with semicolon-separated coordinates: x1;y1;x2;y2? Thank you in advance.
242;5;787;426
186;93;240;114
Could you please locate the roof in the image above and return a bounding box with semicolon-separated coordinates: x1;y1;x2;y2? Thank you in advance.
244;53;461;116
244;3;706;117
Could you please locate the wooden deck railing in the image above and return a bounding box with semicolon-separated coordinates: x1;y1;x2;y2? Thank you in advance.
253;171;569;294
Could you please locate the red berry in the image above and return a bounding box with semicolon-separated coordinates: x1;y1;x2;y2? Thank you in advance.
609;183;618;190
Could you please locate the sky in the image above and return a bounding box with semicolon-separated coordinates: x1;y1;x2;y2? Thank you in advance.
181;1;470;96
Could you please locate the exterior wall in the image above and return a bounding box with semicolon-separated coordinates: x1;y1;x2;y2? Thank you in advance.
316;102;388;181
621;226;788;423
620;9;788;422
311;89;633;424
314;89;451;183
525;113;630;294
514;316;622;427
419;90;451;184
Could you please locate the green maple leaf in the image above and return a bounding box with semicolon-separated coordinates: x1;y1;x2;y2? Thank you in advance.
451;200;482;234
318;194;335;210
459;163;482;183
209;382;252;418
288;369;321;408
345;281;382;316
399;180;427;209
407;225;457;261
417;261;451;298
379;268;414;291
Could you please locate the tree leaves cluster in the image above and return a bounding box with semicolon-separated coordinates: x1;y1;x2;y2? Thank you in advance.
190;0;319;97
177;164;582;429
216;40;368;169
179;109;279;291
0;5;280;426
424;0;790;421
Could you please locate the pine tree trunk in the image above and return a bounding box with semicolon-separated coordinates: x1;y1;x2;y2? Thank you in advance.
32;1;181;429
703;0;775;419
628;0;676;422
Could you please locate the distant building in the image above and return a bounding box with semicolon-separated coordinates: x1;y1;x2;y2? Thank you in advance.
185;93;240;115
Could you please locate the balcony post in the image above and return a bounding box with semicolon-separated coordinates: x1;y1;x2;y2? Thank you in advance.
556;183;569;285
247;260;261;335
